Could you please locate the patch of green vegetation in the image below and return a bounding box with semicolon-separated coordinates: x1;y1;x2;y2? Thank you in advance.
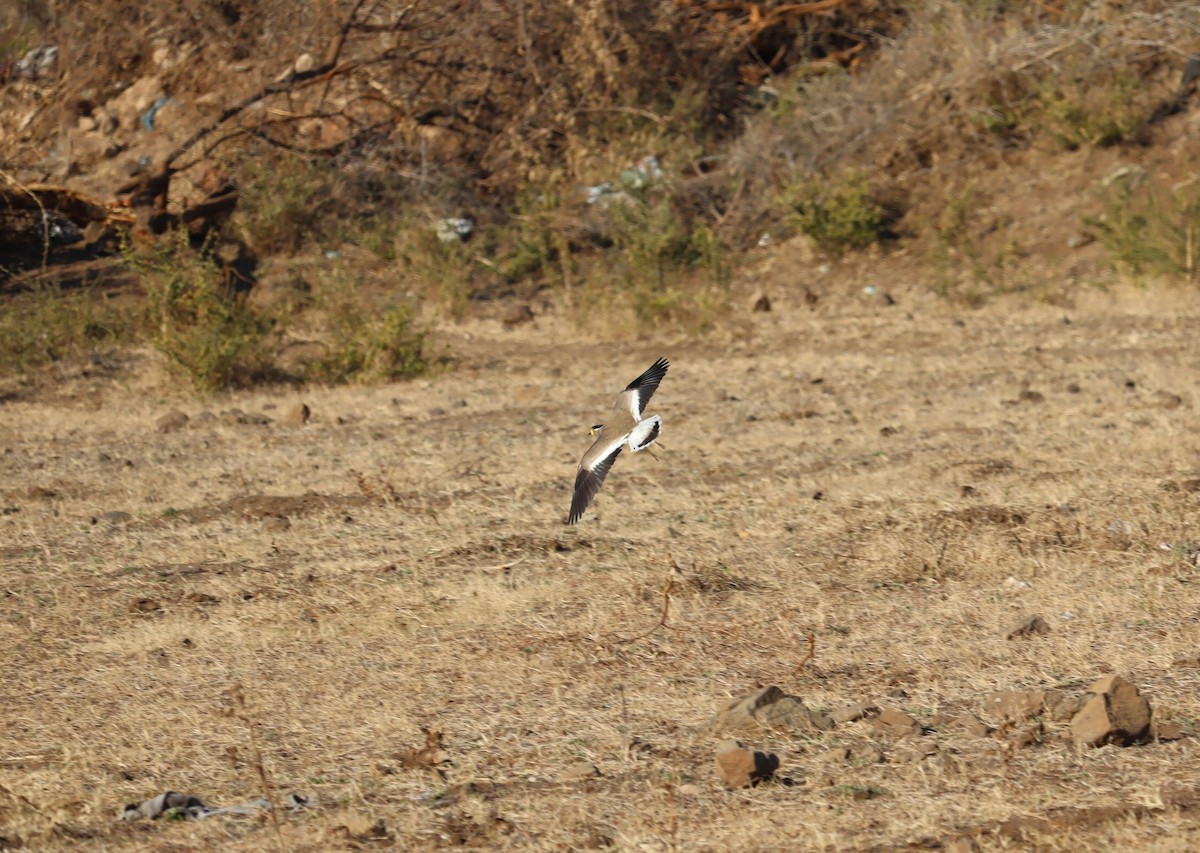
1087;175;1200;280
0;285;133;372
127;229;273;392
597;194;731;327
1035;72;1145;150
306;271;427;384
786;171;897;255
234;156;332;256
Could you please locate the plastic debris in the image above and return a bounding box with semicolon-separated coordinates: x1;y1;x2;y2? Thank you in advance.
119;790;310;822
13;46;58;80
435;217;473;242
141;95;172;132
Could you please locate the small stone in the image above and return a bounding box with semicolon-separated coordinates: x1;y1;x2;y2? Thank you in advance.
284;403;311;426
983;690;1046;724
714;739;778;788
945;835;978;853
501;303;535;327
263;516;292;533
1007;721;1044;749
1007;614;1052;639
751;292;771;312
871;708;921;737
829;704;877;724
1046;692;1086;722
1070;675;1152;748
1018;389;1045;404
941;714;993;738
826;741;884;765
1157;391;1183;410
1154;721;1184;741
707;686;834;735
156;410;189;433
560;761;601;782
1066;382;1081;393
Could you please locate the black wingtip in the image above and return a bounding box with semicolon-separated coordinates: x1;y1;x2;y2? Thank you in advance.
626;357;669;392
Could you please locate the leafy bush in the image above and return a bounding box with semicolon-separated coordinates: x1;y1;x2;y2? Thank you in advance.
306;272;428;384
0;286;132;372
787;171;897;255
127;230;273;392
1088;176;1200;279
1035;72;1146;150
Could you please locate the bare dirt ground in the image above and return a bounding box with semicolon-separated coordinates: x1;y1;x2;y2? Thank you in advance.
3;261;1200;850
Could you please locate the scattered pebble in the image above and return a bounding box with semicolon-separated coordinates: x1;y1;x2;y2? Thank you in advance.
155;410;189;433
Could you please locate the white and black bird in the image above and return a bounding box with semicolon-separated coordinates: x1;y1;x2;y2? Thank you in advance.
567;357;669;525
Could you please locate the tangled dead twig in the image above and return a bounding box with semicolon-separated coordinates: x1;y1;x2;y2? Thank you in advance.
796;631;816;673
223;684;286;853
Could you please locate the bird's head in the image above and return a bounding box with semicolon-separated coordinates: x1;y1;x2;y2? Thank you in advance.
590;423;604;436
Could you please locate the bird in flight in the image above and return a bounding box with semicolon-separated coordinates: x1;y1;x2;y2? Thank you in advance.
567;357;669;525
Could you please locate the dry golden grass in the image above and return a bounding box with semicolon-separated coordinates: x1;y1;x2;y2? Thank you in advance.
2;267;1200;850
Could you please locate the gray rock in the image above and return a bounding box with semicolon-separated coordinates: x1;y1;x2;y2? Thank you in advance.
707;685;834;736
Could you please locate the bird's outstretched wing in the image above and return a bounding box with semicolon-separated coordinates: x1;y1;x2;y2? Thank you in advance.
567;437;624;525
623;357;669;417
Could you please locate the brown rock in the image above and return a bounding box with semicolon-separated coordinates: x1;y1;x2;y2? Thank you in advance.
1007;614;1052;639
502;303;535;327
1070;675;1152;748
751;292;771;312
1157;391;1183;410
1046;692;1086;722
872;708;921;737
560;761;601;782
825;741;884;765
156;410;189;433
220;409;272;426
189;410;217;429
283;403;311;426
707;686;834;735
829;704;877;724
1007;721;1044;749
983;690;1046;724
714;739;778;788
1154;720;1184;741
938;713;993;738
106;76;165;133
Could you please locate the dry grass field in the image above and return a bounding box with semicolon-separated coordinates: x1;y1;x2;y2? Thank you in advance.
3;265;1200;851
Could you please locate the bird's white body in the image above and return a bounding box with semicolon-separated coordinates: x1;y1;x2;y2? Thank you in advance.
567;357;669;524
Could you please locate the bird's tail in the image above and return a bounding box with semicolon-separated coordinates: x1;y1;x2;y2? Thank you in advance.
628;415;661;451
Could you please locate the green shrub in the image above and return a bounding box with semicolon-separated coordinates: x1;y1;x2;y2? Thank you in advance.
1035;72;1146;150
787;171;895;254
0;286;132;372
601;193;731;326
307;272;427;384
1088;177;1200;279
127;230;272;392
